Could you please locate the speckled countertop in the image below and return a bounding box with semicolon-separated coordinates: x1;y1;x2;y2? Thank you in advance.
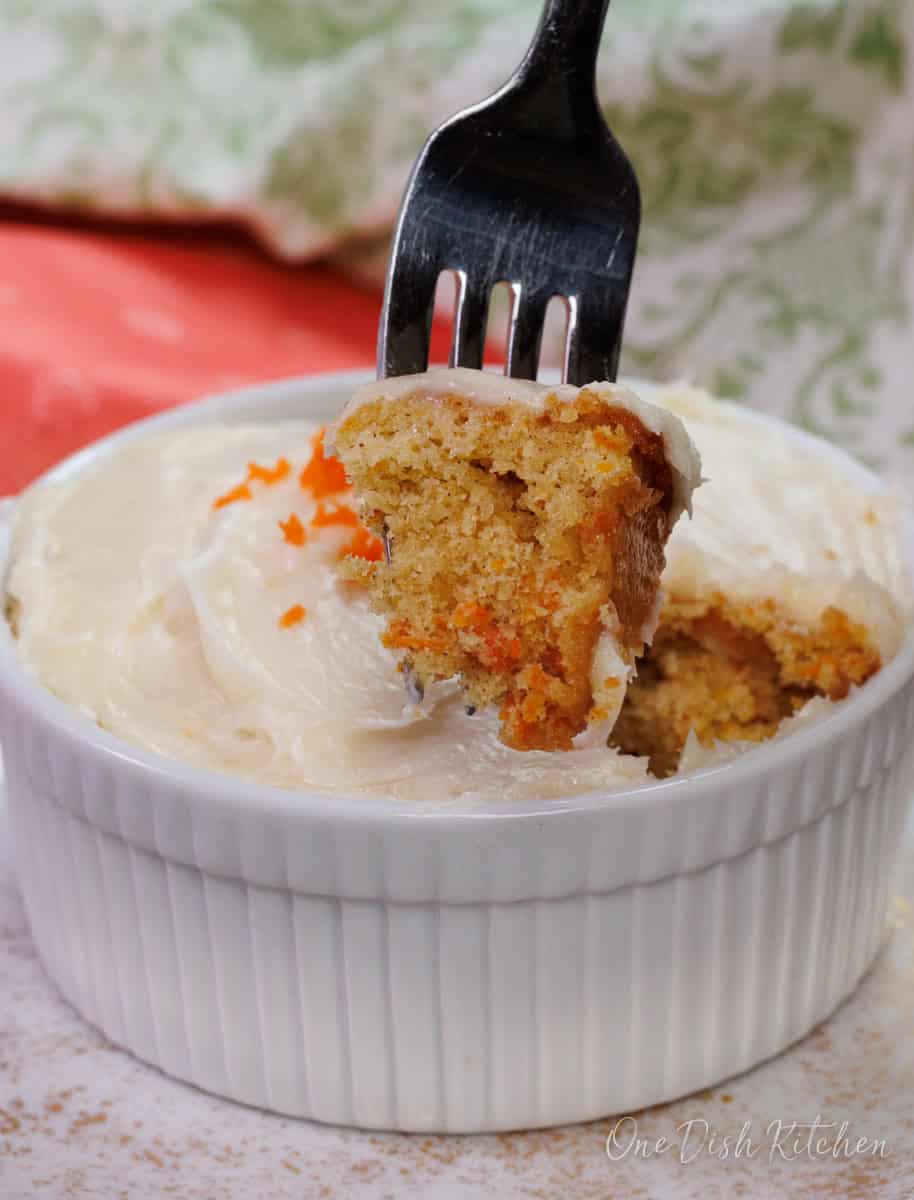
1;790;913;1200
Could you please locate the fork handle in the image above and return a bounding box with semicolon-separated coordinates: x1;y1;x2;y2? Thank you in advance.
512;0;611;119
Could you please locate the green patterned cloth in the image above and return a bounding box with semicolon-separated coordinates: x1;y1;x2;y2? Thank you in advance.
1;0;912;476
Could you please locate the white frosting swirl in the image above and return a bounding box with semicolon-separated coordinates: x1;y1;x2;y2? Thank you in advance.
6;423;649;800
657;385;911;659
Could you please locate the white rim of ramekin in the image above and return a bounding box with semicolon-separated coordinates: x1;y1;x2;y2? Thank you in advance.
1;369;913;831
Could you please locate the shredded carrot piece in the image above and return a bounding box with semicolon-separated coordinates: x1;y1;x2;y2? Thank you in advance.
248;457;291;485
451;601;493;630
522;664;550;691
499;694;549;748
279;513;307;546
383;620;448;653
279;604;306;628
214;455;293;511
395;633;448;652
311;501;359;529
300;429;348;498
580;508;618;541
517;666;551;723
593;427;629;451
481;626;523;669
339;526;384;562
213;482;253;510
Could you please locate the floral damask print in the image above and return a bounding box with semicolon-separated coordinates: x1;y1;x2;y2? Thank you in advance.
604;0;914;474
0;0;911;480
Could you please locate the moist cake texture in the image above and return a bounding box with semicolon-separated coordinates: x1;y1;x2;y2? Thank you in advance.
331;369;700;751
610;385;910;773
611;594;882;775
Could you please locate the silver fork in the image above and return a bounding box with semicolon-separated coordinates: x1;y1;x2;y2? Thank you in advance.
378;0;640;386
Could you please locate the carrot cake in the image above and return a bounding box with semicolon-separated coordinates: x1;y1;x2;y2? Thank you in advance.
330;369;700;751
4;379;911;799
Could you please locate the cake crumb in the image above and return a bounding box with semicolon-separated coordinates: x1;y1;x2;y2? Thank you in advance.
333;371;697;750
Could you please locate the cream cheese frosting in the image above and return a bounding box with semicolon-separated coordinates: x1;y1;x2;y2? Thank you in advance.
6;423;651;800
657;385;911;659
6;383;911;801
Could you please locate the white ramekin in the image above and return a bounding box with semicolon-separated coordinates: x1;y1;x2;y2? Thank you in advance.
2;372;913;1134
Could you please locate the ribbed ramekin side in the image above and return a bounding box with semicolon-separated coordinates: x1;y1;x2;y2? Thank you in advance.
4;781;909;1132
3;651;914;904
3;678;913;1132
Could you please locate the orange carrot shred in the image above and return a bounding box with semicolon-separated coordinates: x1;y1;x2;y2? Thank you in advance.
339;526;384;562
451;601;492;630
481;626;523;669
213;482;253;510
279;513;307;546
384;625;448;653
300;429;348;498
311;501;359;529
521;692;546;723
248;457;291;485
279;604;306;629
522;664;550;691
593;427;629;451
